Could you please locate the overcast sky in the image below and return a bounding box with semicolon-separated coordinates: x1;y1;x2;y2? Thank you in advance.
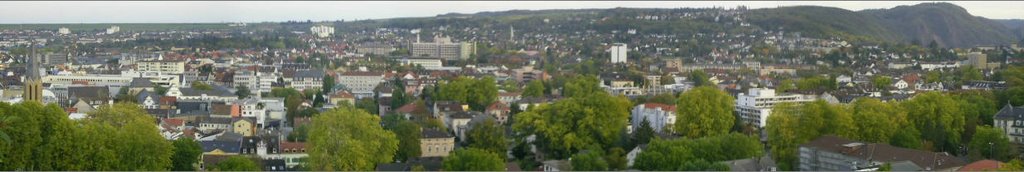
0;1;1021;24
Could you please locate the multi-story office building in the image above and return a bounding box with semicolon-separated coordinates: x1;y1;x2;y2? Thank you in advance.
735;88;814;127
410;35;475;61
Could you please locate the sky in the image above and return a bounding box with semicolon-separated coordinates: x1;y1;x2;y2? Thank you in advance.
0;1;1022;24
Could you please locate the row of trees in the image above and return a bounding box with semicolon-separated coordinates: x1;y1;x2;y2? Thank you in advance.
0;102;201;170
767;91;1007;170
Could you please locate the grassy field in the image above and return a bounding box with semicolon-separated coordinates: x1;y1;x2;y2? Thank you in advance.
0;23;240;32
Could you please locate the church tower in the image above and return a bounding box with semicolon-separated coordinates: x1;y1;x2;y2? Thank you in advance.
23;42;43;103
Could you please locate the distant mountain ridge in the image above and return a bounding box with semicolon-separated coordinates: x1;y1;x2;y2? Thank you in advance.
432;3;1020;48
748;2;1019;47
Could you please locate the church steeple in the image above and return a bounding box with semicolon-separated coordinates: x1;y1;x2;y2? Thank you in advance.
23;41;43;103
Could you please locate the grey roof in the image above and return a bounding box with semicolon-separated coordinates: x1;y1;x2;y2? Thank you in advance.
449;111;480;119
199;117;233;125
68;86;111;102
262;159;287;171
995;104;1024;120
421;128;452;139
130;78;154;88
136;90;159;103
180;86;234;97
200;140;240;153
293;69;324;79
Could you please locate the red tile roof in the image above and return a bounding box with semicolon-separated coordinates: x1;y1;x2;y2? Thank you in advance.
958;159;1002;171
642;103;677;112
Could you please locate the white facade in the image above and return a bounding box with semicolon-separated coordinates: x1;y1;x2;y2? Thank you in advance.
58;27;70;35
410;35;475;61
137;60;186;75
631;103;677;133
400;58;444;69
610;43;628;64
310;25;334;38
106;26;120;34
735;88;815;128
338;71;385;98
44;74;132;86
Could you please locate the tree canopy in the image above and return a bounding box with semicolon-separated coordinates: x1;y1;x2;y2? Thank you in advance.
675;86;735;138
513;76;631;159
308;104;399;170
442;148;506;171
633;133;762;171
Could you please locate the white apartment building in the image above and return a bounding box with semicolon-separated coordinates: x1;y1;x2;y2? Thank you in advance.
58;27;70;35
310;25;334;38
735;88;815;128
338;71;385;98
290;70;323;92
235;98;267;127
610;43;628;64
44;74;133;86
400;58;443;69
410;35;475;61
233;69;277;94
137;59;186;75
631;103;677;133
106;26;120;34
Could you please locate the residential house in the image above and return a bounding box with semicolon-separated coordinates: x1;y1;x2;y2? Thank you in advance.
420;128;455;157
486;102;511;124
994;104;1024;144
232;118;255;137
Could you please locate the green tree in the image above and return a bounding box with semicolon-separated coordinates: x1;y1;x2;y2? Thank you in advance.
513;78;631;159
604;147;628;170
466;118;507;157
633;133;760;171
901;92;965;153
523;80;545;98
87;103;174;170
968;126;1015;161
689;70;712;87
308;104;399;170
660;74;676;85
851;98;905;143
235;85;251;99
210;156;260;171
675;86;735;138
766;101;856;170
355;98;379;115
170;138;203;171
436;77;498;111
323;75;335;94
1000;159;1024;171
442;148;505;171
287;125;309;142
571;150;609;171
632;118;656;146
776;79;795;93
392;120;422;161
889;127;924;149
871;76;893;90
191;81;213;90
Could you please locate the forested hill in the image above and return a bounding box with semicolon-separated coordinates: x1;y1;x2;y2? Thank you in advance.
403;3;1021;48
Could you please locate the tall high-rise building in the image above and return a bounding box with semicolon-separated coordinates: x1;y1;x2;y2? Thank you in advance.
23;42;43;103
610;43;628;64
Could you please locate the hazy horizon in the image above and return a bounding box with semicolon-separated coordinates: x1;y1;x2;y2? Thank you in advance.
0;1;1022;24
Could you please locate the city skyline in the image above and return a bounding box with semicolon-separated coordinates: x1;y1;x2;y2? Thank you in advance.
0;1;1022;24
